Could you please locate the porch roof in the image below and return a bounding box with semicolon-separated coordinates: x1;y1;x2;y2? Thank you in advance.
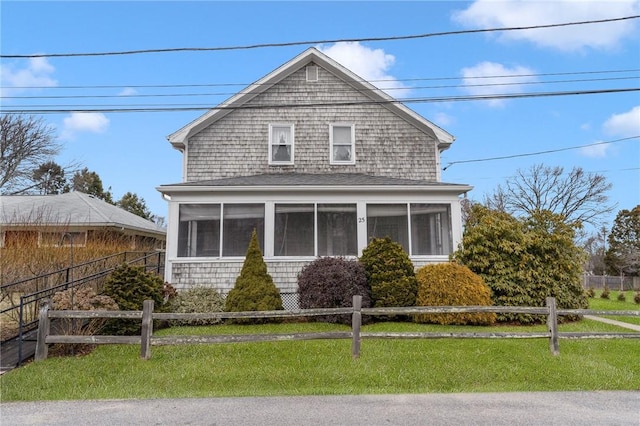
157;173;472;194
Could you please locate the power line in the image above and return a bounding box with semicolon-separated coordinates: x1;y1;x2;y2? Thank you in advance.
4;75;638;101
2;87;637;114
5;68;639;90
442;137;640;170
2;16;638;59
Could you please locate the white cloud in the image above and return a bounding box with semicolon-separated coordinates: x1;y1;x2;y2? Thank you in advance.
433;112;454;127
580;141;611;158
460;61;537;107
61;112;110;140
317;42;411;97
0;57;57;97
453;0;639;51
118;87;138;96
602;106;640;137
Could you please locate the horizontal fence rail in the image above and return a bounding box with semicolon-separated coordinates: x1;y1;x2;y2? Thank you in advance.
34;296;640;362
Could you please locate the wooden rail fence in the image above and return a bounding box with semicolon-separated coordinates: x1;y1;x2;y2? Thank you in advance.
35;296;640;362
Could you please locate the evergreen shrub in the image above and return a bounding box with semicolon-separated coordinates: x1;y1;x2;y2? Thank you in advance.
359;237;417;309
415;262;496;325
600;286;610;299
102;263;166;335
586;288;595;298
225;230;283;323
170;287;225;326
617;292;626;302
297;257;371;324
634;291;640;304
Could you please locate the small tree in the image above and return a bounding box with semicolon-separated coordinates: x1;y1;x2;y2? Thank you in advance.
605;206;640;277
359;237;417;309
225;230;283;322
117;192;154;221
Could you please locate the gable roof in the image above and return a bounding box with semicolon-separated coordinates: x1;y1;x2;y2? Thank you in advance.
0;192;165;237
167;47;454;151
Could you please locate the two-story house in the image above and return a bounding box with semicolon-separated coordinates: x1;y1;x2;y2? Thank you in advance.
157;48;471;308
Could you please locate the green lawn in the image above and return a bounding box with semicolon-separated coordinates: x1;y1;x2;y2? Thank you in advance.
588;290;640;326
1;312;638;401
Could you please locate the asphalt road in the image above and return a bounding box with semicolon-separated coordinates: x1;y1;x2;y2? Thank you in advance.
1;391;639;425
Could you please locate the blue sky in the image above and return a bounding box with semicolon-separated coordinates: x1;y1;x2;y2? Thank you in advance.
2;1;639;234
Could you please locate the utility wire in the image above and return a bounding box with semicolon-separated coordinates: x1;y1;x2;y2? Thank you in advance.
2;87;637;114
4;75;638;100
442;137;640;170
5;68;640;90
2;15;638;58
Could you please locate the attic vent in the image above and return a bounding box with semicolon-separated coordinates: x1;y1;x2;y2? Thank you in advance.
306;65;318;82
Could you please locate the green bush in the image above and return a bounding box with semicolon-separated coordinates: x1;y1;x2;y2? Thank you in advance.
634;291;640;304
170;287;225;326
600;286;610;299
453;206;588;324
359;237;417;310
586;288;595;298
298;257;371;324
102;263;166;335
414;262;496;326
225;230;283;323
617;292;626;302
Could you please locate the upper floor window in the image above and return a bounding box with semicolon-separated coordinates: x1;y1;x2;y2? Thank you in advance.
330;124;355;165
269;124;294;165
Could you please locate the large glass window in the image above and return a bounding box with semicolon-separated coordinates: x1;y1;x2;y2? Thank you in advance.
222;204;265;256
274;204;314;256
367;204;409;251
318;204;357;256
410;204;452;255
178;204;220;257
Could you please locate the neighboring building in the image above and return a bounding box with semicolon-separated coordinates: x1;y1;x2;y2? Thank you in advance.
157;48;471;304
0;192;166;249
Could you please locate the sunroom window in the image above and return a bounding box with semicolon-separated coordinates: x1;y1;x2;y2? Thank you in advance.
274;204;314;256
222;204;265;256
178;204;220;257
317;204;357;256
330;124;355;164
269;124;294;165
367;204;409;251
410;204;452;255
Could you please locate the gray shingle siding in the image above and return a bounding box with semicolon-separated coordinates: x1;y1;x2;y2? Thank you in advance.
185;65;437;181
171;260;311;294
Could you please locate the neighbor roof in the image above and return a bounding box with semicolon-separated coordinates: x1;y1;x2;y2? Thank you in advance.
0;192;165;237
167;47;454;151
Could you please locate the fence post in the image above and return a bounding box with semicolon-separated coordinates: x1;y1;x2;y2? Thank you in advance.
546;297;559;356
351;295;362;359
140;299;154;360
35;299;51;362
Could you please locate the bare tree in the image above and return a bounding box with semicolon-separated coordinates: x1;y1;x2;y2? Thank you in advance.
485;163;615;227
0;114;60;194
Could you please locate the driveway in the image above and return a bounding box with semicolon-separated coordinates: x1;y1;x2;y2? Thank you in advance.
2;391;639;425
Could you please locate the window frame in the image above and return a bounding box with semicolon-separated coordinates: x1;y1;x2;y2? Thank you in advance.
268;123;295;165
329;123;355;165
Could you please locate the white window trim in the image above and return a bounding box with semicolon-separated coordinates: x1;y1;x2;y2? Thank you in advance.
330;123;355;165
268;123;295;165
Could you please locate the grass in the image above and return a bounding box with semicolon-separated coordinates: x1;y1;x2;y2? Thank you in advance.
1;313;639;401
587;290;640;326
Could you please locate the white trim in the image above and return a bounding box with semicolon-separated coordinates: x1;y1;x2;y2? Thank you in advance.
329;123;356;165
268;123;295;165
